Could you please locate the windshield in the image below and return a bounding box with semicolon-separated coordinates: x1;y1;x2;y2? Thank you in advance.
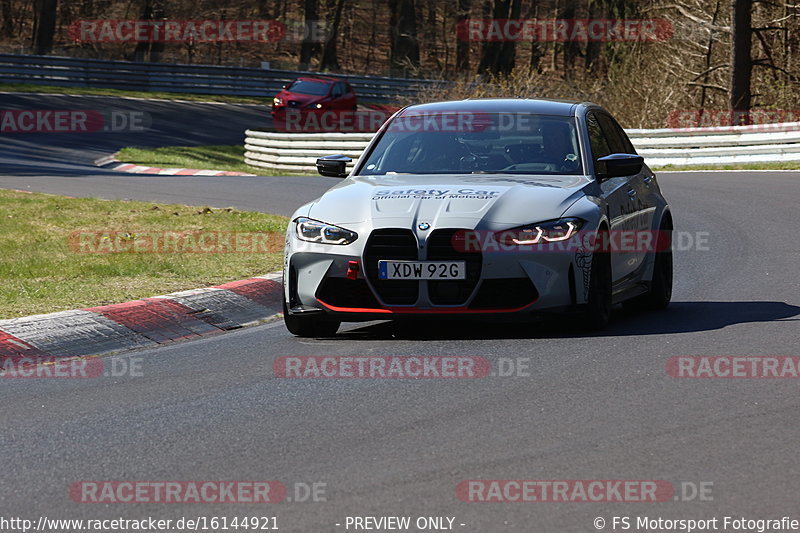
358;113;582;175
287;80;331;96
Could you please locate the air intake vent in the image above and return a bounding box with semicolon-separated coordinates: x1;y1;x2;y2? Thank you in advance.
426;229;482;305
363;229;419;305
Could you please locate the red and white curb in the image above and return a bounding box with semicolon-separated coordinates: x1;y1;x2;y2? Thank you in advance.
94;154;256;176
110;163;256;176
0;273;283;363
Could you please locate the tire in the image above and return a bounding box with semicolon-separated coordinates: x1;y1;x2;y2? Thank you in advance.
583;229;613;331
283;299;341;337
622;218;673;311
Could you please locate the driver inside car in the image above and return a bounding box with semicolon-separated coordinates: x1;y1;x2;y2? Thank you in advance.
541;120;580;171
409;132;470;172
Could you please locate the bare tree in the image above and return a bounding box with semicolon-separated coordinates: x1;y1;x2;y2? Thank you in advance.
455;0;471;72
496;0;520;75
730;0;752;124
477;0;506;76
132;0;165;63
299;0;320;68
320;0;346;70
424;0;438;68
32;0;57;54
1;0;13;38
528;0;542;73
585;0;604;74
256;0;269;18
475;0;521;76
388;0;420;75
697;0;723;126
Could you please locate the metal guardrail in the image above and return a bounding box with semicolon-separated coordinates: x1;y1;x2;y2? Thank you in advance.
244;130;373;172
244;122;800;172
0;54;446;103
628;122;800;166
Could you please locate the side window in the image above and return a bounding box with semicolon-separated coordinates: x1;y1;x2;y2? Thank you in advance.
597;113;636;154
587;112;613;176
332;82;344;97
611;115;637;154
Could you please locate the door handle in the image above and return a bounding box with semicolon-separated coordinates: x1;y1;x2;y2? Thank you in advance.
627;188;637;199
642;176;653;185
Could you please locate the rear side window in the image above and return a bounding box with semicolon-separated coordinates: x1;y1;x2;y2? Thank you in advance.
586;112;613;175
587;112;611;160
597;113;636;154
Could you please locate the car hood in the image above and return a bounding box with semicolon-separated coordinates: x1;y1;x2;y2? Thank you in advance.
306;173;592;228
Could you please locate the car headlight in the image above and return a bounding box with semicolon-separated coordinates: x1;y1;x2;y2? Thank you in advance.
295;217;358;245
273;97;282;106
496;218;584;245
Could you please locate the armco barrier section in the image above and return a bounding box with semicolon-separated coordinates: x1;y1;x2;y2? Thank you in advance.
244;121;800;172
628;121;800;166
0;54;445;103
244;130;374;172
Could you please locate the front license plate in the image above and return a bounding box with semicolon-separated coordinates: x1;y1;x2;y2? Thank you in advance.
378;260;466;280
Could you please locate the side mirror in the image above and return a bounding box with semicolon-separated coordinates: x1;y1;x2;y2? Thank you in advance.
597;153;644;179
316;154;352;178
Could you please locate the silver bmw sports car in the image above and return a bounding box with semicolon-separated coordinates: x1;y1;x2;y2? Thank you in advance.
283;98;672;336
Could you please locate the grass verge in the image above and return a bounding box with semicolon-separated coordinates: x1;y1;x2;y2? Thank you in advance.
653;161;800;171
0;189;288;319
117;144;800;176
0;81;269;105
116;145;267;175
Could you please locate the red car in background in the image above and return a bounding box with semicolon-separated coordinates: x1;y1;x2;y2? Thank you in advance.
272;76;357;117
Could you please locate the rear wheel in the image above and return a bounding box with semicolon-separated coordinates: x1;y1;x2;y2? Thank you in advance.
623;217;673;311
283;299;341;337
583;229;613;330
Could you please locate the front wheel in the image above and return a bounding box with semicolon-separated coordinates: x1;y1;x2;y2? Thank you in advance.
623;220;673;311
583;232;613;331
283;299;341;337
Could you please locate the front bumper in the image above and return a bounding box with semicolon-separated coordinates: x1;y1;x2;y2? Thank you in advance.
285;241;588;322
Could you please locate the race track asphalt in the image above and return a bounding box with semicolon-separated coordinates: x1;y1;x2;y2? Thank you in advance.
0;93;335;215
1;93;799;532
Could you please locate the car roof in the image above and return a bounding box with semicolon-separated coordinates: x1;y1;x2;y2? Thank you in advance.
292;76;341;84
399;98;592;117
